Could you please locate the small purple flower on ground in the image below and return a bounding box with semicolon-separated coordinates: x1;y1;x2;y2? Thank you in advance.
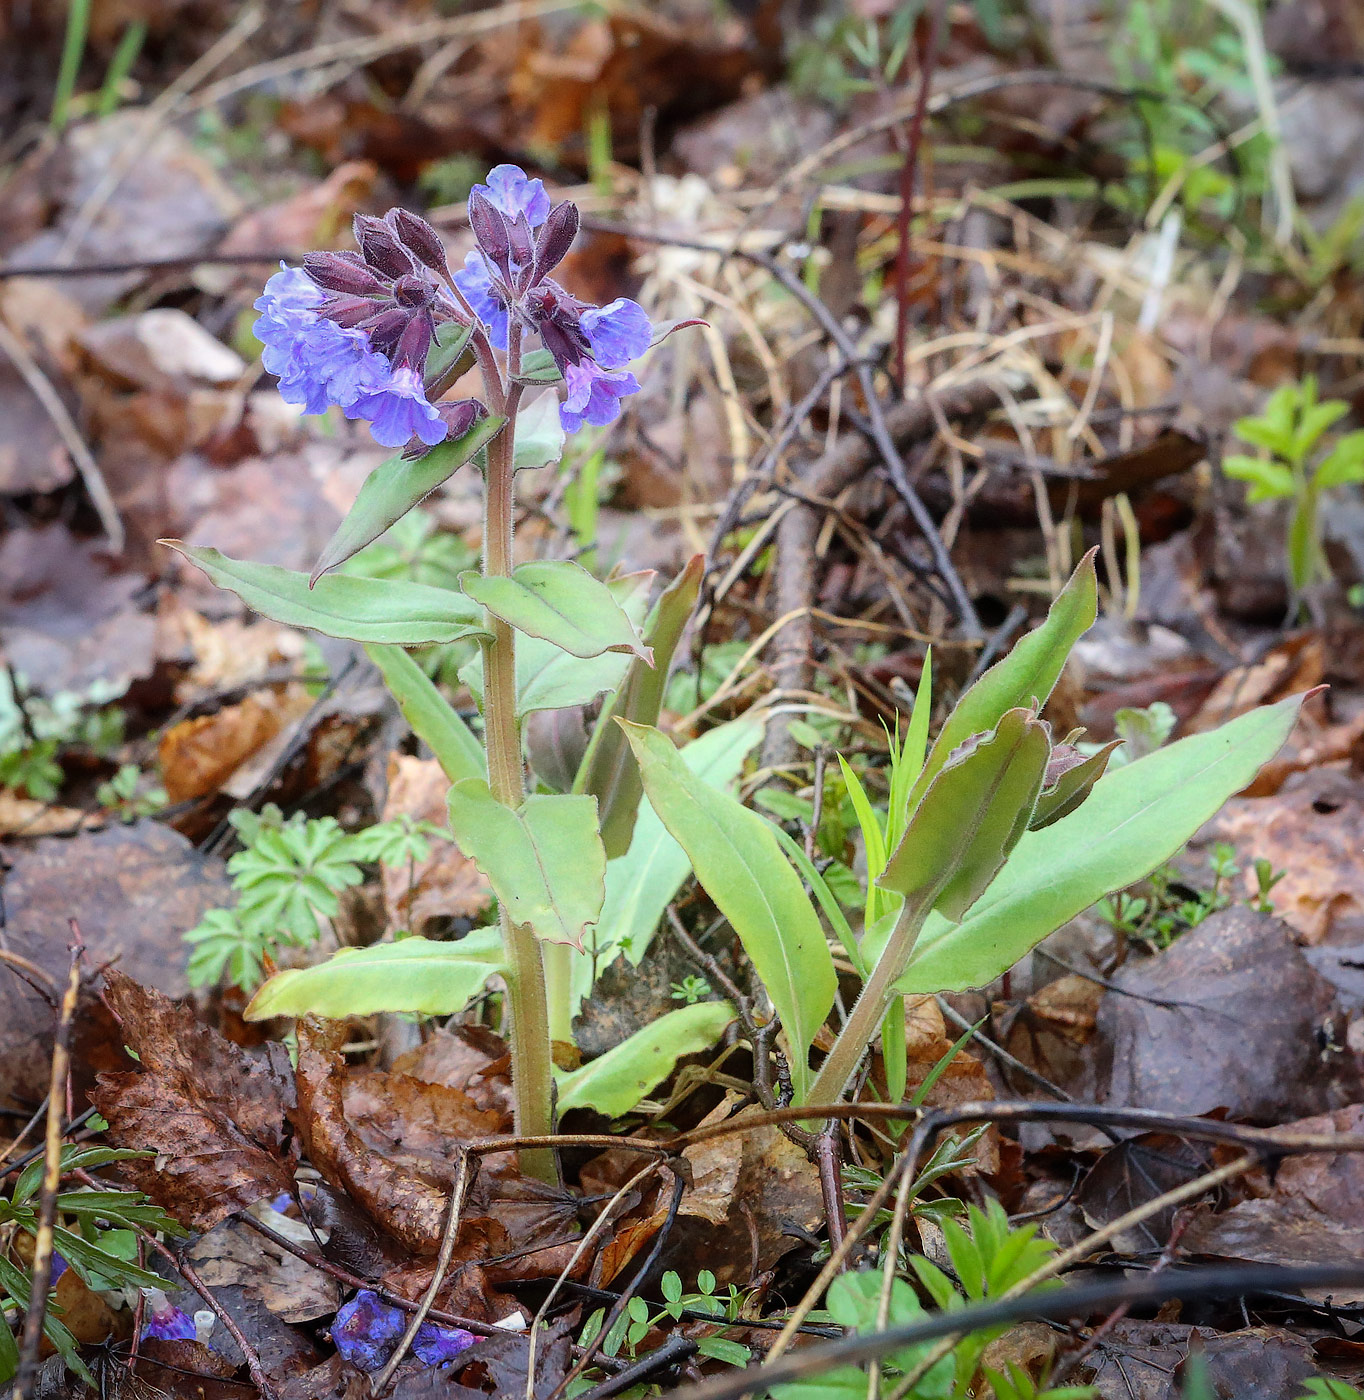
141;1288;197;1342
474;164;550;227
581;299;651;369
412;1321;477;1367
560;362;642;433
345;366;447;449
331;1290;406;1371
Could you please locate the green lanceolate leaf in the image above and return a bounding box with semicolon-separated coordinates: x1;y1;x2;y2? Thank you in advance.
1029;739;1121;830
447;780;606;949
581;554;704;858
581;717;761;1014
424;321;475;382
244;930;505;1019
461;571;653;716
463;560;652;662
910;552;1096;809
878;707;1051;922
310;414;506;583
894;694;1303;996
366;643;484;783
622;721;835;1103
164;543;491;646
556;1001;735;1115
512;348;563;386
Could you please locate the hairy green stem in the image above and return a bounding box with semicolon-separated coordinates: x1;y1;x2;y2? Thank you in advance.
481;387;557;1183
805;894;932;1113
542;941;574;1045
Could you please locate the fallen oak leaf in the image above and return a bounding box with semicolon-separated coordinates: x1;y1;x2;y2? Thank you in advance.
91;970;296;1230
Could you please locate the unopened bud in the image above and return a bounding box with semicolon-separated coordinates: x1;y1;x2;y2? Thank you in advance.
303;251;385;297
386;208;450;275
353;214;414;279
467;191;513;281
534;201;579;279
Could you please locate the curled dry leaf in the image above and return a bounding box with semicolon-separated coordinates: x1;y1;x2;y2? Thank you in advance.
291;1020;450;1255
91;970;296;1229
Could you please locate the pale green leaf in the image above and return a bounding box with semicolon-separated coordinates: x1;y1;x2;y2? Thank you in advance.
1029;739;1121;829
1223;454;1295;503
555;1001;734;1115
243;931;504;1019
910;553;1095;808
580;717;761;1014
461;572;652;716
448;780;605;949
1315;431;1364;488
895;695;1302;995
512;390;566;470
164;542;490;646
463;560;652;660
310;415;505;583
622;721;835;1102
879;707;1050;922
581;554;704;858
365;643;484;783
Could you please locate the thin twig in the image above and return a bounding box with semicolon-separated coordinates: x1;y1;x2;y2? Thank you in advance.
370;1152;476;1396
0;319;123;551
11;946;81;1400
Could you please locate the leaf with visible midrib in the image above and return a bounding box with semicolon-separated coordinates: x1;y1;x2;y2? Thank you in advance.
447;780;606;949
310;414;505;583
555;1001;734;1115
894;695;1303;995
621;721;835;1104
463;560;652;661
244;932;505;1020
163;542;491;646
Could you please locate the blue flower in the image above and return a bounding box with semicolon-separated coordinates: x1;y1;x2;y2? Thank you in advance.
581;299;652;369
141;1288;197;1343
560;361;641;433
275;320;380;416
412;1321;477;1367
331;1290;406;1371
346;366;448;448
453;250;509;349
253;264;325;373
474;164;550;227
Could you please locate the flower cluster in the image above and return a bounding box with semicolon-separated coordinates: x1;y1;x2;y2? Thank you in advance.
330;1289;476;1371
455;165;652;432
253;165;651;450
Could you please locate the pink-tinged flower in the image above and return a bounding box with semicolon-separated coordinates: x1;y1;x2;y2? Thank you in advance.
560;361;641;433
141;1288;197;1342
581;299;651;369
345;365;448;448
412;1321;477;1367
331;1290;405;1371
473;164;550;227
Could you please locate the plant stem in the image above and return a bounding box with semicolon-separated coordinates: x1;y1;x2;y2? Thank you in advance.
480;383;557;1184
542;941;574;1045
805;894;932;1113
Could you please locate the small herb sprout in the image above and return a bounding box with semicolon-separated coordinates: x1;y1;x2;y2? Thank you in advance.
184;805;448;991
577;1269;752;1372
670;974;710;1005
1299;1382;1364;1400
1224;375;1364;597
0;672;126;801
1251;857;1286;913
97;763;167;821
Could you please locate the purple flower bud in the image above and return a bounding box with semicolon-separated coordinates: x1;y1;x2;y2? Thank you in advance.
534;202;579;280
303;251;386;297
356;306;413;356
438;398;486;438
392;274;437;310
385;208;450;275
319;294;383;329
141;1288;198;1343
505;213;536;288
473;164;550;227
412;1322;477;1367
353;214;415;280
391;312;436;371
581;299;651;369
560;361;641;433
345;365;448;448
468;191;513;284
331;1290;406;1371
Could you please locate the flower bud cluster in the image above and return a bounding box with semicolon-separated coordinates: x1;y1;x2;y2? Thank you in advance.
253;165;651;452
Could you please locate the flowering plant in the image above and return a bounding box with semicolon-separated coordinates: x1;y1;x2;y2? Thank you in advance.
171;165;1300;1187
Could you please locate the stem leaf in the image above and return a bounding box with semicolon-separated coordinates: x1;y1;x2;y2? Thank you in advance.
463;560;653;661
